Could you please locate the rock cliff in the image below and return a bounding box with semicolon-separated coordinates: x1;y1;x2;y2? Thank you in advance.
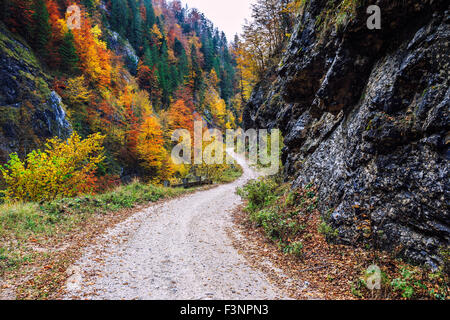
244;0;449;267
0;23;72;164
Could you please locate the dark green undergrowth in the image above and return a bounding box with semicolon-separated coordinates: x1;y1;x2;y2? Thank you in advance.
237;175;319;259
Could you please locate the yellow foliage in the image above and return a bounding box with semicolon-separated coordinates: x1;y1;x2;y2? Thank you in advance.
208;70;219;90
204;85;227;129
91;25;107;49
1;133;105;202
65;75;91;108
226;110;236;130
151;24;163;40
56;18;68;37
232;42;258;102
133;90;153;118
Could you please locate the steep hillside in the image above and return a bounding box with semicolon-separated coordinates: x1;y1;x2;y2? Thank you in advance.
0;0;241;186
0;22;71;164
244;0;449;267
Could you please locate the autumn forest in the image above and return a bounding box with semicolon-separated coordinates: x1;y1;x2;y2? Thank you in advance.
0;0;301;201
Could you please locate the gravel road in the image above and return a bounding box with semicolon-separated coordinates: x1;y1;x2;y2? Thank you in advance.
63;151;288;300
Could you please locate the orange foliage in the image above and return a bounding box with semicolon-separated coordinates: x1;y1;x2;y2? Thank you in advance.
168;99;195;134
137;61;159;100
71;10;112;89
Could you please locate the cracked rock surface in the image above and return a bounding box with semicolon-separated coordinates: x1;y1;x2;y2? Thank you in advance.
243;0;449;267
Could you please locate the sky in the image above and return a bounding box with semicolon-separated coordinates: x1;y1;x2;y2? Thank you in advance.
181;0;255;41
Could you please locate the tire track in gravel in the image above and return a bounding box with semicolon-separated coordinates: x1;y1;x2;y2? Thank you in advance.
63;151;290;300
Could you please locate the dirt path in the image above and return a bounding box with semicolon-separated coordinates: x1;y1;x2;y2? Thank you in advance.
63;151;289;300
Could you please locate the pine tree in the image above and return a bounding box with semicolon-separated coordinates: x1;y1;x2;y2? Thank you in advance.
190;43;202;97
59;31;79;74
82;0;95;11
111;0;128;36
32;0;51;57
157;40;171;108
144;0;155;26
0;0;10;23
131;7;143;54
201;32;214;72
143;46;153;67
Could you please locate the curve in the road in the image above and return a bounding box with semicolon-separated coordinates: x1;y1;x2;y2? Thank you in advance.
63;151;288;300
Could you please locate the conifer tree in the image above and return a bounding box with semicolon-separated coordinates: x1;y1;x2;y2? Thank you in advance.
59;31;79;74
32;0;51;57
144;0;156;26
82;0;95;11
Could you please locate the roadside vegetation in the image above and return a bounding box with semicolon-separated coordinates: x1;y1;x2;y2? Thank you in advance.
237;176;449;300
217;165;244;184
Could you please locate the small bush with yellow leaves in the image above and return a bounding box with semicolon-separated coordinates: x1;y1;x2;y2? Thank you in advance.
1;132;105;202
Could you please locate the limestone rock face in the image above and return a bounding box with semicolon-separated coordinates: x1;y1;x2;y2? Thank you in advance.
0;23;72;163
244;0;449;267
105;30;139;74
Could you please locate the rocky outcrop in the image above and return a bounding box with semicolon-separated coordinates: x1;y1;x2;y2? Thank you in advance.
0;23;72;164
244;0;449;267
105;30;139;74
98;1;139;74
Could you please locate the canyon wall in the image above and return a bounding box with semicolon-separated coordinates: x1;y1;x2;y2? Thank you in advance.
244;0;449;267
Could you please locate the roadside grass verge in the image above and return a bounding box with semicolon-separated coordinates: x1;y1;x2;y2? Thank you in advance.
216;165;243;184
0;181;186;246
236;176;449;300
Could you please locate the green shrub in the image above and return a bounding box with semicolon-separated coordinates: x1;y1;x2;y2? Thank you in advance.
391;267;417;299
237;178;278;212
318;219;338;240
238;177;316;259
283;241;303;258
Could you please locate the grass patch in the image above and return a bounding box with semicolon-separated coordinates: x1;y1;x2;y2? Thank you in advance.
0;246;33;274
0;181;187;241
215;165;243;184
237;176;317;259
